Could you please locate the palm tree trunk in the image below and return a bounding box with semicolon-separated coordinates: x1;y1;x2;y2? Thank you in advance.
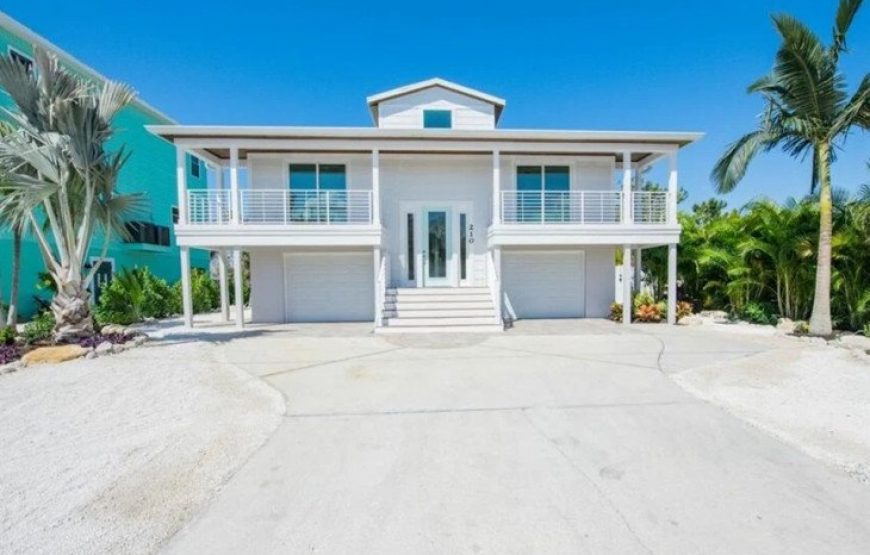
809;144;833;336
51;274;94;342
6;227;21;326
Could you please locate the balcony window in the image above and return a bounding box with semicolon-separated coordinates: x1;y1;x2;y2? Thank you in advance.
288;163;347;223
423;109;452;129
515;165;570;222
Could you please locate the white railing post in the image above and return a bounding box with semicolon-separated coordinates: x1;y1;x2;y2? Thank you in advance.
540;190;545;223
668;150;678;225
622;151;632;224
325;191;331;224
230;147;240;225
492;150;501;225
580;191;585;224
176;146;188;225
282;189;288;224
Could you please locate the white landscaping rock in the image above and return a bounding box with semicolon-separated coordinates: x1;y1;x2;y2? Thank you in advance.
677;315;703;326
699;310;729;323
94;341;113;356
100;324;128;336
776;318;795;333
837;335;870;352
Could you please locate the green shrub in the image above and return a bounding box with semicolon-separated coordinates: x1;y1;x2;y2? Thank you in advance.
0;326;17;345
23;312;54;344
96;267;177;325
633;291;656;310
739;302;777;326
862;322;870;337
676;301;694;321
609;302;623;322
172;268;220;314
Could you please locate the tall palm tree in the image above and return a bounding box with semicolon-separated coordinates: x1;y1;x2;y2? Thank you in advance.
0;48;143;341
712;0;869;335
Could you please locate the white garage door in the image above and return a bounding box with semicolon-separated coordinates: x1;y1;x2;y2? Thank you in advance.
284;252;374;322
503;251;585;319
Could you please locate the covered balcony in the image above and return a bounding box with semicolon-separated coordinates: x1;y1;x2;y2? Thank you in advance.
500;190;670;225
187;189;374;226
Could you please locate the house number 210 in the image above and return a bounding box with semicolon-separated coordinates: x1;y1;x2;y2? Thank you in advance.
468;224;474;244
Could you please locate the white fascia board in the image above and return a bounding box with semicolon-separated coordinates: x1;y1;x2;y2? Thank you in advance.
147;125;703;146
174;225;384;248
0;12;176;123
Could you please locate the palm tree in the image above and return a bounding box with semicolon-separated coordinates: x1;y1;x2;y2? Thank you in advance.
0;121;23;326
712;0;869;335
0;49;143;341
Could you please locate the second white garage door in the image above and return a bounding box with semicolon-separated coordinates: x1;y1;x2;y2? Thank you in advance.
503;250;585;319
284;252;374;322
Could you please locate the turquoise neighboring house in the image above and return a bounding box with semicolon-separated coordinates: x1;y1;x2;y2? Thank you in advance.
0;12;209;319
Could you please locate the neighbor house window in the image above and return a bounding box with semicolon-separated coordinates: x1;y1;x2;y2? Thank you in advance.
423;109;452;129
8;48;33;72
516;165;570;222
171;206;179;224
124;221;170;246
190;156;201;178
288;163;347;222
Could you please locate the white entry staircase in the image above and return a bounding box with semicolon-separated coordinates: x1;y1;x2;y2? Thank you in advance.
377;287;504;333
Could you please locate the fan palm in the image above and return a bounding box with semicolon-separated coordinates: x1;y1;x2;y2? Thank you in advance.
712;0;869;335
0;48;144;341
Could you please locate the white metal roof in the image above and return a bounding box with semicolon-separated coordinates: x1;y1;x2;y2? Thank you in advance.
366;78;507;123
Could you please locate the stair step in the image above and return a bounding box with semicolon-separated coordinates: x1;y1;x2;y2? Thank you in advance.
383;316;497;327
386;287;489;296
386;293;492;302
383;309;496;318
384;301;493;310
376;324;504;334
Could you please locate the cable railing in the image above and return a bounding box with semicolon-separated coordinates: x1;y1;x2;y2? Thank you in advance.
501;191;623;224
186;189;373;225
500;190;670;224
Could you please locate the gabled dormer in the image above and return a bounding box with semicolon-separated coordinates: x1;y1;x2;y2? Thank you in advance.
366;78;505;130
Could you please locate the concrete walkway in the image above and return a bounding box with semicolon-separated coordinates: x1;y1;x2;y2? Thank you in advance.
162;320;870;554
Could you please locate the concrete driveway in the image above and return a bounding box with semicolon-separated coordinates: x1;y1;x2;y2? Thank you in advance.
163;320;870;554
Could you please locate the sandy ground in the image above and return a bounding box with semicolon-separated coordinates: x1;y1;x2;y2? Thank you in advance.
668;330;870;484
0;334;284;554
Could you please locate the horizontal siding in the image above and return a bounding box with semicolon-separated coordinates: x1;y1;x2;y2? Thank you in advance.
378;86;495;130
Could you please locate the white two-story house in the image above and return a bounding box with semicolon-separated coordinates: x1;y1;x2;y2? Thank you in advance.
149;78;701;332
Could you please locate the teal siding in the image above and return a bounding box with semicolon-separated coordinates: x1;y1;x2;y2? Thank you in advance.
0;23;209;319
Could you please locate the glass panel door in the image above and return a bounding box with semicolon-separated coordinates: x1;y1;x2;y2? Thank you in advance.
426;209;450;286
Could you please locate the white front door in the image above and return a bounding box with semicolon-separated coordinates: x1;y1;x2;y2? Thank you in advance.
399;201;473;288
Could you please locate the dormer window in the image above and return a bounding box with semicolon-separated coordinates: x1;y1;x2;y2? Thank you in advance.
423;109;452;129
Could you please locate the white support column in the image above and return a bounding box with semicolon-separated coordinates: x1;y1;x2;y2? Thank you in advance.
373;247;382;327
371;150;380;226
622;245;632;325
230;147;240;225
180;246;193;327
493;246;503;325
218;250;230;321
668;151;678;225
667;243;678;325
622;151;633;224
492;150;501;225
176;146;188;225
232;248;244;328
634;248;643;291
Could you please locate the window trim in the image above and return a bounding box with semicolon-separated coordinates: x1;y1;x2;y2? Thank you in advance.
423;109;453;129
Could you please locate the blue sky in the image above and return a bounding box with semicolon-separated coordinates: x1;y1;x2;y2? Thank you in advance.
7;0;869;209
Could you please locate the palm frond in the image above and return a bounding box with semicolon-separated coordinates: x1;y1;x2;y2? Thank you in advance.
832;0;864;60
711;130;772;193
